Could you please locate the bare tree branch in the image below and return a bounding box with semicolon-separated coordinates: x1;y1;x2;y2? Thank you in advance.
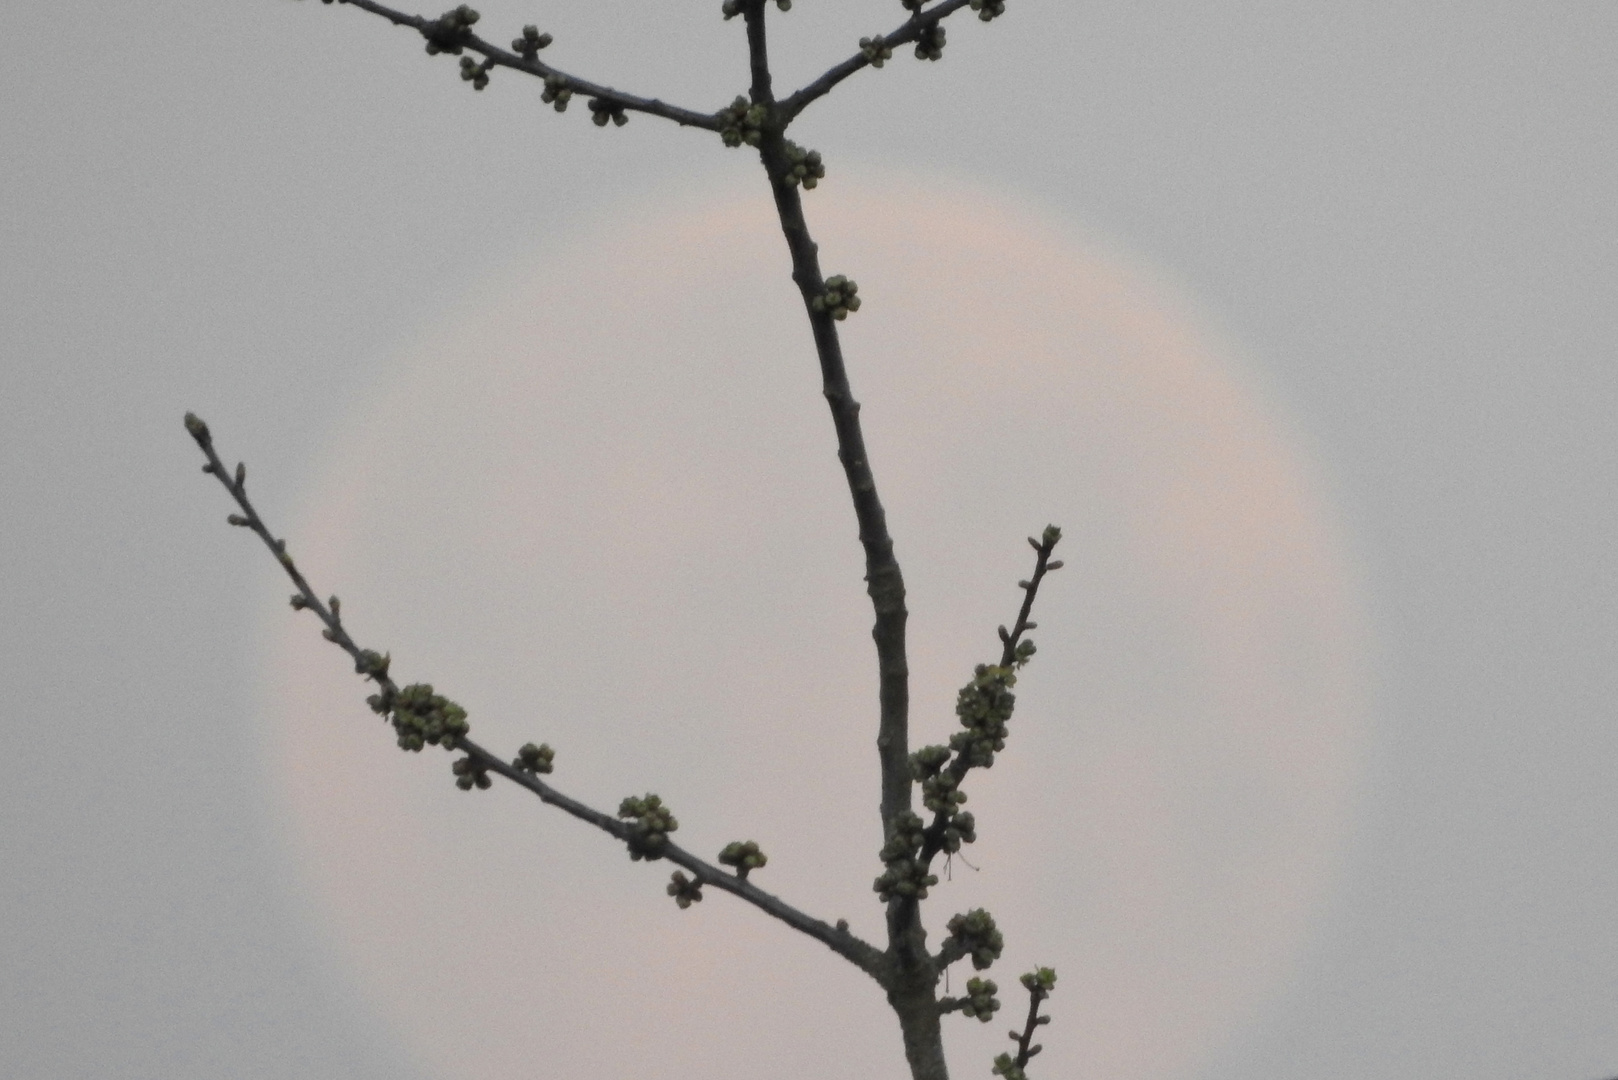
918;528;1062;866
318;0;722;130
745;0;913;917
777;0;977;121
992;968;1057;1080
181;413;888;984
200;3;1060;1074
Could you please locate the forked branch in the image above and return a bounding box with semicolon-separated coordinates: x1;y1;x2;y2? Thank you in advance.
204;2;1051;1075
308;0;995;132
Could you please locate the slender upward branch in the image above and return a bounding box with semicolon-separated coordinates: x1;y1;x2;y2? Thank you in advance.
182;413;887;983
747;13;911;856
992;968;1057;1080
316;0;721;129
918;529;1062;866
742;0;775;105
778;0;976;120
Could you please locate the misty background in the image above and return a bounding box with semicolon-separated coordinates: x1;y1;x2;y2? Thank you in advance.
3;2;1616;1079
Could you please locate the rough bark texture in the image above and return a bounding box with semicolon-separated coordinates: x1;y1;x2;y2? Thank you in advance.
894;986;952;1080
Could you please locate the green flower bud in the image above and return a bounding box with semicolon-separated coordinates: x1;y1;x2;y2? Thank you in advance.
811;274;859;319
946;907;1004;970
717;95;768;148
586;98;628;127
386;683;471;753
1019;966;1057;993
512;24;553;58
959;976;1000;1020
666;870;704;908
718;840;768;880
768;139;826;189
542;74;572;111
914;23;945;61
618;793;678;860
859;35;894;67
513;742;555;774
452;754;491;790
459;56;490;90
991;1052;1026;1080
421;5;480;55
948;664;1017;769
873;811;936;900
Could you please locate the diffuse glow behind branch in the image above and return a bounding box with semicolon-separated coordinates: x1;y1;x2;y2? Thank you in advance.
194;0;1062;1075
182;412;888;982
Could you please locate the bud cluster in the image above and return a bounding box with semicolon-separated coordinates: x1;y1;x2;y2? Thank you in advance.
991;1055;1028;1080
873;809;937;901
460;56;492;90
810;275;860;319
909;744;977;852
915;23;945;61
452;754;491;790
718;96;768;148
945;907;1004;970
859;34;894;67
970;0;1007;21
422;4;480;56
542;74;573;112
1021;967;1057;994
910;745;960;814
949;664;1017;769
618;794;678;860
960;977;1001;1021
367;682;471;753
718;840;768;880
588;98;629;127
512;742;555;774
781;140;826;188
510;24;552;60
666;870;704;908
353;649;392;682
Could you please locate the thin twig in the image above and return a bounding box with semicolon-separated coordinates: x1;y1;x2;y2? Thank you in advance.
999;970;1056;1078
182;413;888;985
325;0;722;129
777;0;977;121
918;528;1062;865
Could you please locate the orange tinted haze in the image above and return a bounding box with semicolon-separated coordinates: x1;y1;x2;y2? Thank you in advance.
264;171;1367;1080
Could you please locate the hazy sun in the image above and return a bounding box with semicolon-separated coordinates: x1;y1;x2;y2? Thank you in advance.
261;168;1367;1080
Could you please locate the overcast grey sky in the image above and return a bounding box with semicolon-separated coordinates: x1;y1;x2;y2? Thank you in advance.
3;3;1617;1080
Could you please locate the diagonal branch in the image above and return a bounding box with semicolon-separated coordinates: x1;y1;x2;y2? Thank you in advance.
777;0;976;121
182;413;888;984
318;0;722;129
917;528;1062;866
